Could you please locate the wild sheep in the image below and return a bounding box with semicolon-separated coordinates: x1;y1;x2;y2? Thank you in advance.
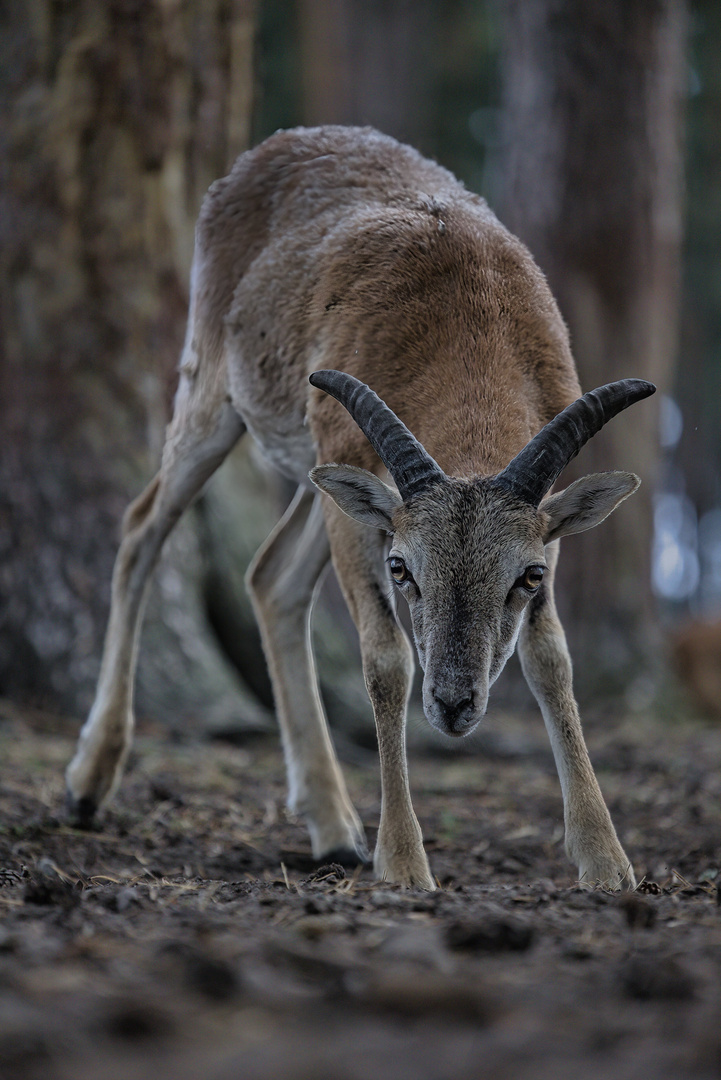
67;126;654;890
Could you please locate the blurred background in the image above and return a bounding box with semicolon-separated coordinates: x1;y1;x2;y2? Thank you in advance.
1;0;720;744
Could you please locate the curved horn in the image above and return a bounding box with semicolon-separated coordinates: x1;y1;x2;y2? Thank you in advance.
309;369;445;501
494;379;656;506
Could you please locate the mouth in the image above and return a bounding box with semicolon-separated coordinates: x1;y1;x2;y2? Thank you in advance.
426;707;483;739
438;722;477;739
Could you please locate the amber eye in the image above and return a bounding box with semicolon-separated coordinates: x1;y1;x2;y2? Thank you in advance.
389;557;409;583
522;565;545;591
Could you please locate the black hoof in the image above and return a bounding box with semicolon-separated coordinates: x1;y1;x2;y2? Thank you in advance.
66;791;97;830
321;844;372;868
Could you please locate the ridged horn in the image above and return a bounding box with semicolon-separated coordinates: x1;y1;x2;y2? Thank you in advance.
494;379;656;507
309;369;445;500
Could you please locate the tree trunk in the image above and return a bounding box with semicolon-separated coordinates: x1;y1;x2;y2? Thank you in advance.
296;0;436;153
496;0;686;696
0;0;264;728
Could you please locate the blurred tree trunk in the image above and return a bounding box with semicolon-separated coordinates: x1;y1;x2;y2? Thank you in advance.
0;0;266;728
496;0;686;697
676;0;721;519
296;0;436;154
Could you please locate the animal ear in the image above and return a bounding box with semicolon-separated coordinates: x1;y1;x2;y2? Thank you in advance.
310;464;403;532
540;471;641;543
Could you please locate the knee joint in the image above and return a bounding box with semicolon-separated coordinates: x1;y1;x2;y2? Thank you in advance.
246;558;310;621
122;476;160;538
363;630;414;710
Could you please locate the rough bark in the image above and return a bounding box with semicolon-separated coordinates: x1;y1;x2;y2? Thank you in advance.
0;0;262;727
496;0;686;694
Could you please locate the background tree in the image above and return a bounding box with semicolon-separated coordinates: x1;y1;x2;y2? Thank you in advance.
676;1;721;552
495;0;687;696
295;0;435;152
0;0;265;729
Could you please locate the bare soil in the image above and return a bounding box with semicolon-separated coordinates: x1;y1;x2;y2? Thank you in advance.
1;700;720;1080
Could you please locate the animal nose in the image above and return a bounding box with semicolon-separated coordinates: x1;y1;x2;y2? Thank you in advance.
432;689;475;733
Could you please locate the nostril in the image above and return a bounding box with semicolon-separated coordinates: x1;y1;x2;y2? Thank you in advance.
432;689;475;723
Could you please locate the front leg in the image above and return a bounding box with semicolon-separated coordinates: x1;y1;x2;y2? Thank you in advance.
366;641;435;890
518;543;635;891
325;509;435;890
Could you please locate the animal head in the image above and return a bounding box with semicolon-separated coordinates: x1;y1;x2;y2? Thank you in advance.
309;370;655;738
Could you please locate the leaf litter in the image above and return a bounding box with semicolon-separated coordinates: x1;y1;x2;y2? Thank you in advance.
0;706;720;1079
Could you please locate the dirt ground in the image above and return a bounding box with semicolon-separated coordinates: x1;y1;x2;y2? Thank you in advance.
1;698;720;1080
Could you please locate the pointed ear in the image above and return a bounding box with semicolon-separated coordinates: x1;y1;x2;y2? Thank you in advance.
541;471;641;543
310;464;402;532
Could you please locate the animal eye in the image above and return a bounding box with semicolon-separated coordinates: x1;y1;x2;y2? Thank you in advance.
389;557;409;583
521;565;545;591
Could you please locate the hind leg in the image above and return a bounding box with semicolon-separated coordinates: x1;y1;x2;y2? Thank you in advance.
66;385;244;825
246;487;369;864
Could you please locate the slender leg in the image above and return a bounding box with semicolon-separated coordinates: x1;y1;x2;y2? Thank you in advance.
66;391;245;824
246;487;369;863
518;542;636;890
324;506;435;889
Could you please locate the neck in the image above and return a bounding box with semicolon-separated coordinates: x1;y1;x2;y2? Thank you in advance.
413;380;537;480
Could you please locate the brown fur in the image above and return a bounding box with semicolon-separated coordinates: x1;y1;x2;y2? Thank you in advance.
193;126;579;479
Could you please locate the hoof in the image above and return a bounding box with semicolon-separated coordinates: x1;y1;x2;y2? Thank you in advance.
321;843;372;868
66;791;97;830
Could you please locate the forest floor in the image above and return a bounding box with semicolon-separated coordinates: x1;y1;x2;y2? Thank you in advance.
1;699;720;1080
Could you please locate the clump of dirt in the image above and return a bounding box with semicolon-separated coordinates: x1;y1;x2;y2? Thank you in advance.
0;706;720;1080
445;914;534;952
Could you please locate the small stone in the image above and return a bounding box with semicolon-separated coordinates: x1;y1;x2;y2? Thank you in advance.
23;863;79;910
102;999;173;1041
563;941;594;961
115;887;139;913
183;952;240;1002
620;955;695;1001
0;928;17;953
352;971;492;1022
378;925;450;971
619;894;657;930
292;914;350;940
369;890;409;908
446;917;534;954
155;942;241;1002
